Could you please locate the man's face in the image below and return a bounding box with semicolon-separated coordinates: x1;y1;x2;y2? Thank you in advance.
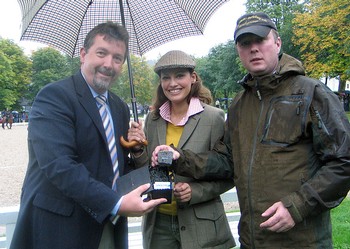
80;34;126;94
236;31;281;77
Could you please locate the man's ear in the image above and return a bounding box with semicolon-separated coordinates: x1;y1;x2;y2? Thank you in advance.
80;47;86;64
276;37;282;53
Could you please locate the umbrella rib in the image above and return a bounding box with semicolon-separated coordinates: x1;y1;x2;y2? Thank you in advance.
19;0;48;40
125;1;142;56
173;1;204;35
71;0;94;57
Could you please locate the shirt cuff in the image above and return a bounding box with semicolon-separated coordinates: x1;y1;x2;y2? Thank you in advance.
110;196;123;224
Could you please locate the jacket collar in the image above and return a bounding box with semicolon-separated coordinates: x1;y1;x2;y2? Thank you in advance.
159;97;204;126
238;53;305;93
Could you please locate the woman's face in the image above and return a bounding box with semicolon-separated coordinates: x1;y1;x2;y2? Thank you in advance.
160;68;196;104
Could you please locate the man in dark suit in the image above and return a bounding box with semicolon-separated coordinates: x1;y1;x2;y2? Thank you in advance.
10;22;166;249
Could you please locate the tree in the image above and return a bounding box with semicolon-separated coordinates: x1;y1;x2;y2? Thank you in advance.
0;38;31;111
29;47;71;101
293;0;350;89
65;55;81;75
196;41;244;102
111;54;157;107
245;0;305;59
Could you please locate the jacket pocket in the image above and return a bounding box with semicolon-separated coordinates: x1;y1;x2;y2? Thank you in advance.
193;200;232;247
262;95;309;146
33;193;74;216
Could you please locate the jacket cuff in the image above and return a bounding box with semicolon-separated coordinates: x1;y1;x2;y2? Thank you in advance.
281;193;309;224
131;150;148;168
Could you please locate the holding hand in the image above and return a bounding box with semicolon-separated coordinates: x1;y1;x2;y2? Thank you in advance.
126;121;146;151
174;182;192;202
151;145;180;166
118;184;167;217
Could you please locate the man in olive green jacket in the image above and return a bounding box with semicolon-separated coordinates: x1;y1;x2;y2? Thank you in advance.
151;13;350;249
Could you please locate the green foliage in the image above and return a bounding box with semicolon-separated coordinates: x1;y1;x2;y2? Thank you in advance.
195;41;244;101
0;38;32;111
293;0;350;83
111;54;157;106
331;197;350;248
346;112;350;121
28;47;72;101
65;55;81;75
245;0;304;58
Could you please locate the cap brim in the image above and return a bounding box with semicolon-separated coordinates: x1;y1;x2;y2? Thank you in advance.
235;25;271;42
154;65;195;74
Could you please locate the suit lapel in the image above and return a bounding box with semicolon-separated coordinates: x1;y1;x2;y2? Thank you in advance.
155;112;201;149
108;94;123;144
178;114;201;148
73;72;120;173
73;73;106;140
157;118;167;145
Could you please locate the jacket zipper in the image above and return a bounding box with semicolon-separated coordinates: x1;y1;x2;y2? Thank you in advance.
248;80;263;249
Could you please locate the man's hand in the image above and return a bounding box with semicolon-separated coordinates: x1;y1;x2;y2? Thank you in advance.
118;184;166;217
174;182;192;202
127;121;146;150
151;145;180;166
260;201;295;232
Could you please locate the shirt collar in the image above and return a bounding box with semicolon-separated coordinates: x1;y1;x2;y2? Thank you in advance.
159;97;204;126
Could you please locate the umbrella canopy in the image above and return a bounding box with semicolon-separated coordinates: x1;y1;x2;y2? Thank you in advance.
17;0;230;57
17;0;230;146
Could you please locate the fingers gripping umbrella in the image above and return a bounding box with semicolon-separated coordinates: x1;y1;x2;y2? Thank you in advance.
17;0;230;146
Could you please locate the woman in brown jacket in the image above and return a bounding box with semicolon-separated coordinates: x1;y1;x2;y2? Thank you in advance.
128;50;235;249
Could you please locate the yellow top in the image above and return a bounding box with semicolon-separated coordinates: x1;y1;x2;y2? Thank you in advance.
157;123;184;216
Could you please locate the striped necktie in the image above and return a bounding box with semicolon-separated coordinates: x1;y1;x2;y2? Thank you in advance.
96;95;119;190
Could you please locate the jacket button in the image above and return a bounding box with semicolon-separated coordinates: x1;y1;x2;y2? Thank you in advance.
180;226;186;231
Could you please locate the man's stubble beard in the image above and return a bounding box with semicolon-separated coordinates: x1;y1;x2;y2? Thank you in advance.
93;67;117;92
93;76;112;92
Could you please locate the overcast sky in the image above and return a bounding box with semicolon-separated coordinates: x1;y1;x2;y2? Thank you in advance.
0;1;246;60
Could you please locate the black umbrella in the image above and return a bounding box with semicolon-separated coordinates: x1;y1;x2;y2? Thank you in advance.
17;0;230;145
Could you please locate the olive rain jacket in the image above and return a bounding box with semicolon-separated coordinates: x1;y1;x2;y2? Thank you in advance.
175;54;350;248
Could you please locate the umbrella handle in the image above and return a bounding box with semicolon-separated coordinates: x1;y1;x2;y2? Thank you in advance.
120;136;148;149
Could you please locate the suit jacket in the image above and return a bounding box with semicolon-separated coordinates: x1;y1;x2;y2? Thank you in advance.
10;71;132;249
134;103;236;249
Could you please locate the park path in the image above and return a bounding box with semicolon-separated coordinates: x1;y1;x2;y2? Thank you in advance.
0;124;28;207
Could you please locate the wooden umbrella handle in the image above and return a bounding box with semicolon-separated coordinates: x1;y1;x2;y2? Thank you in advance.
120;136;148;149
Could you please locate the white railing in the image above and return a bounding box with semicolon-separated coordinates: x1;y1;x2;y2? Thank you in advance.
0;206;18;249
0;189;239;249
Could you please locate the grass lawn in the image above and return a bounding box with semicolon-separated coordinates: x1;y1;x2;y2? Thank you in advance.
332;197;350;248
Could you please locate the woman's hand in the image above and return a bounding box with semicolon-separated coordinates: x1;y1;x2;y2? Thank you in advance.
174;182;192;202
151;145;180;166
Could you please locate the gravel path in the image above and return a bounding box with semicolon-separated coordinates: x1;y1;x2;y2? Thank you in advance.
0;123;29;207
